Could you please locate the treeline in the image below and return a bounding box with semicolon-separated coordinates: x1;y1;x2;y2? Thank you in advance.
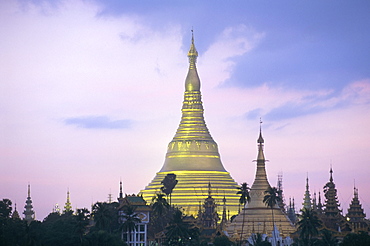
0;199;125;246
0;197;233;246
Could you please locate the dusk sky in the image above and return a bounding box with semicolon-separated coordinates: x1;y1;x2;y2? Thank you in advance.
1;0;370;220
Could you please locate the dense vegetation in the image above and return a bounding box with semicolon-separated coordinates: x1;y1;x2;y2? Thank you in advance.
1;196;370;246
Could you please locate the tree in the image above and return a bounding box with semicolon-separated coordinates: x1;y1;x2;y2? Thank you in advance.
150;193;171;235
40;212;80;246
297;208;322;246
318;229;338;246
119;205;141;243
165;209;199;246
161;173;178;205
340;231;370;246
237;182;251;245
75;208;90;243
0;199;12;218
152;193;170;217
263;186;281;246
213;234;235;246
92;202;118;232
84;229;127;246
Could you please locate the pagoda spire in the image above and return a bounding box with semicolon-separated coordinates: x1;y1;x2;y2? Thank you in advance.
302;174;312;210
64;189;72;213
248;121;271;208
257;118;265;161
159;31;225;172
23;184;35;225
226;123;296;237
208;181;212;197
12;202;21;220
119;180;123;199
188;29;198;71
140;32;240;216
329;167;333;182
312;192;317;211
221;196;227;225
322;167;345;231
346;184;367;226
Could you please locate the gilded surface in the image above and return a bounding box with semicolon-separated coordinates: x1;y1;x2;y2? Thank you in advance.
140;35;240;216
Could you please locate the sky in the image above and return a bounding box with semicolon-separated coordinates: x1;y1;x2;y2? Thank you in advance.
1;0;370;221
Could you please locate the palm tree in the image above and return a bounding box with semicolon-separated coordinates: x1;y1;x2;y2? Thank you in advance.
151;193;171;233
92;202;115;232
152;193;170;217
263;186;281;246
297;208;322;246
165;209;198;246
318;229;338;246
75;208;90;243
237;182;251;244
161;173;178;206
120;205;141;243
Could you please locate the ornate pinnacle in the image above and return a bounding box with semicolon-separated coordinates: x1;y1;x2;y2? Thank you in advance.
188;30;198;69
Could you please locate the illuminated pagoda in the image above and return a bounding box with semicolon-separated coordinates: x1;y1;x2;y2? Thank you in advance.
140;33;240;216
226;126;296;242
63;189;72;213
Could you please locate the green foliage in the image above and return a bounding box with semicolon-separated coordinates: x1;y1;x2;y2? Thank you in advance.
83;230;126;246
263;187;280;246
0;216;28;246
297;208;322;245
149;193;171;238
92;202;119;232
151;193;170;217
0;199;131;246
213;235;234;246
161;174;178;196
237;183;251;244
237;183;251;206
119;205;141;234
164;209;200;246
317;229;338;246
340;231;370;246
263;187;281;209
39;212;81;245
0;199;12;218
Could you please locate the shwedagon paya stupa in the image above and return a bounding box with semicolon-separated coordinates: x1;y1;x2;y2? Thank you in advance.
139;34;240;216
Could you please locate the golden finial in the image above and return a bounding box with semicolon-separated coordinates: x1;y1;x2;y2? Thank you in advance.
188;29;198;69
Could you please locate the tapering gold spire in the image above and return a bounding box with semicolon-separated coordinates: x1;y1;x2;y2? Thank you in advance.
64;189;72;213
141;32;239;216
188;30;198;69
160;33;225;172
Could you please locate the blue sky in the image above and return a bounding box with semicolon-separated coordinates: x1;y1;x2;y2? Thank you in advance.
1;0;370;220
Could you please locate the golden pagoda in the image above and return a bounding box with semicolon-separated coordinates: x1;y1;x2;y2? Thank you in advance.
140;33;240;216
226;126;296;241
